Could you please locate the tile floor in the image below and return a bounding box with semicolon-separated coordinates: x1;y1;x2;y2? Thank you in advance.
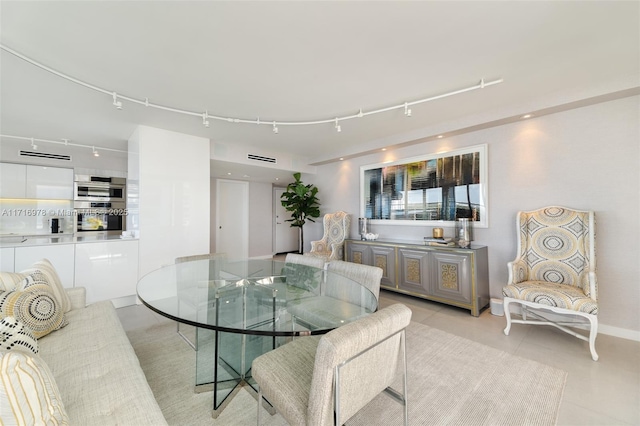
118;289;640;425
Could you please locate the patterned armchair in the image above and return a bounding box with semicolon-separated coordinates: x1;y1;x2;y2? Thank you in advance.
307;211;350;261
502;206;598;360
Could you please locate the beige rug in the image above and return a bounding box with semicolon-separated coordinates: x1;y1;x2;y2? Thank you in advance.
127;321;566;425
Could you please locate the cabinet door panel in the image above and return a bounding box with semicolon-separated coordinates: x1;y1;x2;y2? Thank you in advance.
346;242;371;265
74;240;139;305
15;244;75;288
371;245;395;288
430;251;472;304
398;249;430;294
0;163;27;198
26;166;73;200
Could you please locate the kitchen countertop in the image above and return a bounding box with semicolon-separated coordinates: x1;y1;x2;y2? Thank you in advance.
0;234;138;248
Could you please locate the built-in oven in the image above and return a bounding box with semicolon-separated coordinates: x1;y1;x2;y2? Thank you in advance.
74;175;126;235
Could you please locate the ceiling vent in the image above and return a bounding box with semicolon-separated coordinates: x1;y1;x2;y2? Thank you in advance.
247;153;277;164
19;150;72;161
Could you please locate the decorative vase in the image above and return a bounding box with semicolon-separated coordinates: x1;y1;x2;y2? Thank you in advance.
456;218;472;248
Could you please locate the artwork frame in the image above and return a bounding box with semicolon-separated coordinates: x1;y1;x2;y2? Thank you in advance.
360;144;488;228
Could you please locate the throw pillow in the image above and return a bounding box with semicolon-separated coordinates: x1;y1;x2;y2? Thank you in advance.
20;259;71;313
0;290;68;339
0;350;69;425
0;316;38;355
0;272;25;292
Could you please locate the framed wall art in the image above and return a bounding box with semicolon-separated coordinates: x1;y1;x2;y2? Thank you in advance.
360;144;488;227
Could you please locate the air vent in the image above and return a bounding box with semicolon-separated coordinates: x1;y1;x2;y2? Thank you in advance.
247;154;277;164
20;150;72;161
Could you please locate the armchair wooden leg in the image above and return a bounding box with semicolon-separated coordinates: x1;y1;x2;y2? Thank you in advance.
588;316;599;361
503;298;512;335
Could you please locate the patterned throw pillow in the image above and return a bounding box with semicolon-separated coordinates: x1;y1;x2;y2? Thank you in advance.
0;289;68;339
0;272;25;292
0;350;69;425
20;259;72;313
0;316;38;354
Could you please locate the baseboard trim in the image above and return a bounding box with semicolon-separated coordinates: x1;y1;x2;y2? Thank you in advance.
599;324;640;342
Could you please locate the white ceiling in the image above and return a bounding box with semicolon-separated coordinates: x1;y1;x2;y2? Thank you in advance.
1;1;638;181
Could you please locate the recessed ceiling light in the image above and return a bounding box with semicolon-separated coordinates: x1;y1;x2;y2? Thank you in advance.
381;148;387;151
227;172;231;175
521;114;533;119
437;135;443;139
339;157;344;161
275;178;279;181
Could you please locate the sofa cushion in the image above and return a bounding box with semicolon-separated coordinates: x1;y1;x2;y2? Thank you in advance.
19;259;72;313
0;287;67;339
37;300;168;425
0;316;38;354
0;349;69;425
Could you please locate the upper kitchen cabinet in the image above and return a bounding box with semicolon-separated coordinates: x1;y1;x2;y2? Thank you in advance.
0;163;73;199
0;163;27;198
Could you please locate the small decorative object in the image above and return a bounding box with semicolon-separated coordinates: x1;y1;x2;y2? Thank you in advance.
456;218;472;248
364;233;379;241
432;227;444;239
359;218;369;240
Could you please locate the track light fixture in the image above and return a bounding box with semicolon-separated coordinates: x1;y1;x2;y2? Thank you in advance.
30;137;37;150
203;111;210;128
92;146;100;157
404;102;412;117
0;44;504;135
112;92;122;110
335;118;341;133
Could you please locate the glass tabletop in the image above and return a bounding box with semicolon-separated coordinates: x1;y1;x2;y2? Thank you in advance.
138;257;378;416
137;258;378;337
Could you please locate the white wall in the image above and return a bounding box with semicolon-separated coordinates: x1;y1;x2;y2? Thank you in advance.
129;126;210;278
307;95;639;336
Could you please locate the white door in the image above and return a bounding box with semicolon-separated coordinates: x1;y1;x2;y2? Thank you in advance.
216;180;248;260
274;187;299;253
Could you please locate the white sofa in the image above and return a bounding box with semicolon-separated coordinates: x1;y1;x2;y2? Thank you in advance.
34;286;168;425
1;258;167;425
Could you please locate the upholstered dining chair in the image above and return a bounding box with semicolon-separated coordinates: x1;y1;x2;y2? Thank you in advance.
252;303;411;426
174;252;227;349
307;211;351;262
502;206;599;361
286;260;382;330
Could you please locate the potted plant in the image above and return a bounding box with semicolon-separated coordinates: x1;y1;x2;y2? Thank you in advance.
280;172;321;254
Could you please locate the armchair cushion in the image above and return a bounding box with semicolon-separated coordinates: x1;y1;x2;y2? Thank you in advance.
503;281;598;314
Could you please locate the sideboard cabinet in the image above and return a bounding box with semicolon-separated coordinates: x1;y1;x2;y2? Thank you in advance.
345;239;489;316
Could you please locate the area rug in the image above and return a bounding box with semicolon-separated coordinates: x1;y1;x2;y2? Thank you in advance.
127;321;566;425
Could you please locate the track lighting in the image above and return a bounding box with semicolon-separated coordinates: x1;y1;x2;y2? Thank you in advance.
112;92;122;110
335;118;341;133
203;111;210;128
2;134;127;155
0;44;504;136
404;102;412;117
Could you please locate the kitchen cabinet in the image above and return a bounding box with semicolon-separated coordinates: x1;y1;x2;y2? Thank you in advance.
1;247;15;271
0;163;27;198
74;239;139;307
14;243;76;287
346;239;489;316
0;162;73;200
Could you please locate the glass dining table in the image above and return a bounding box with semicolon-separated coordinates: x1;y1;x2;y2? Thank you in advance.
137;257;378;418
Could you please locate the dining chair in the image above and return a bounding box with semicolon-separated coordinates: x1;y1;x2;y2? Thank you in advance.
502;206;599;360
252;303;411;426
174;252;227;349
